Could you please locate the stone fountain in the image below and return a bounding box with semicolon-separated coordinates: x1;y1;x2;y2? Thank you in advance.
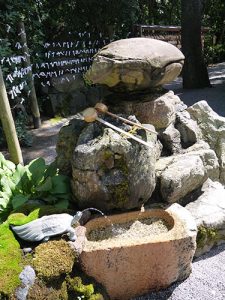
54;37;225;299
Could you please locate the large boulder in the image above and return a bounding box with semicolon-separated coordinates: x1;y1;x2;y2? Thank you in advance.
86;38;184;92
56;119;86;176
186;179;225;257
187;101;225;184
156;148;219;203
71;123;158;211
108;91;183;129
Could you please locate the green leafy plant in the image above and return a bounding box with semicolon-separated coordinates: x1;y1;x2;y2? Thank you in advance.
0;153;71;223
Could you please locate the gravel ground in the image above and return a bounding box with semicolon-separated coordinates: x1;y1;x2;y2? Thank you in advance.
133;243;225;300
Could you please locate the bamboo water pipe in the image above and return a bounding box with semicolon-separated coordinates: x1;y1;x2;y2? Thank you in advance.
81;108;152;148
94;103;157;135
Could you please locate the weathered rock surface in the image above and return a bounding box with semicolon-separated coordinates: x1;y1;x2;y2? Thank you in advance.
56;118;86;175
15;266;36;300
108;91;182;129
186;179;225;257
86;38;184;92
80;204;197;299
187;100;225;184
156;149;219;203
71;124;157;211
159;123;182;154
175;110;202;148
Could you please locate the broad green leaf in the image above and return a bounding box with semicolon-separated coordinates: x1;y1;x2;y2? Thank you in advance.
28;158;46;185
52;193;71;200
0;191;11;200
11;164;26;186
0;197;9;209
51;175;71;194
0;177;16;192
44;161;57;178
3;159;15;171
36;176;52;192
12;194;29;209
54;199;69;209
0;177;14;195
0;152;5;165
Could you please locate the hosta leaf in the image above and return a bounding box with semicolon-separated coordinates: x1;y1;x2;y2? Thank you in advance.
28;158;46;185
36;176;52;192
45;161;58;178
54;199;69;209
11;164;26;185
0;191;11;200
51;175;71;194
0;177;14;194
0;196;9;209
3;159;15;171
12;194;29;209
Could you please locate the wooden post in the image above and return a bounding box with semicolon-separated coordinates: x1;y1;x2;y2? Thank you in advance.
0;67;23;165
18;20;41;129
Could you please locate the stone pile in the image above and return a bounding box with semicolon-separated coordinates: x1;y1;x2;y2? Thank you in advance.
56;37;225;258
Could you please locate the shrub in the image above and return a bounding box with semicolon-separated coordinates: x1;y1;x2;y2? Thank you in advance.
0;153;71;223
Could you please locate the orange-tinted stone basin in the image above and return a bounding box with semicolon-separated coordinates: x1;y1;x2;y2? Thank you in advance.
80;204;197;300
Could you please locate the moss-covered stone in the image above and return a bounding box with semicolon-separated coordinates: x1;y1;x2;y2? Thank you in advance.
66;275;104;300
196;226;220;249
27;274;105;300
33;240;77;280
108;181;129;208
0;222;22;297
0;205;76;298
27;278;68;300
107;154;129;208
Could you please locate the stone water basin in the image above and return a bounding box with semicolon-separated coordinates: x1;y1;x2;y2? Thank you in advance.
80;203;197;300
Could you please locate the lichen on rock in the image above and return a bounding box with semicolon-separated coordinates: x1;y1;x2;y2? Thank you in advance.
71;123;157;211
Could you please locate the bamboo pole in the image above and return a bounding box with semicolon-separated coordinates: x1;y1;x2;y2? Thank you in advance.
0;67;23;164
18;20;41;129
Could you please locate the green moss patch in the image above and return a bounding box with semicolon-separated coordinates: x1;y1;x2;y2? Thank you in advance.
196;226;220;249
66;275;104;300
0;205;75;297
0;221;22;297
33;240;77;280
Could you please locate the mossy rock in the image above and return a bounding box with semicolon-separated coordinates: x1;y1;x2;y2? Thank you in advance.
66;275;104;300
0;222;22;298
0;205;76;298
196;225;220;249
27;275;105;300
27;278;68;300
33;240;77;280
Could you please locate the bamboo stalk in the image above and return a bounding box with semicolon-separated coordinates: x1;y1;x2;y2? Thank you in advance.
95;103;157;134
81;107;152;148
0;67;23;164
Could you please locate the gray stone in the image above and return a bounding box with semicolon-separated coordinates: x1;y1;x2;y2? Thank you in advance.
86;38;184;92
56;118;86;175
71;124;157;211
109;91;180;129
156;149;219;203
186;179;225;257
15;266;36;300
159;123;182;154
175;110;202;148
187;100;225;184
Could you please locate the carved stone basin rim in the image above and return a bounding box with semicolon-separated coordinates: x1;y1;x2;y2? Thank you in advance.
79;203;197;300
